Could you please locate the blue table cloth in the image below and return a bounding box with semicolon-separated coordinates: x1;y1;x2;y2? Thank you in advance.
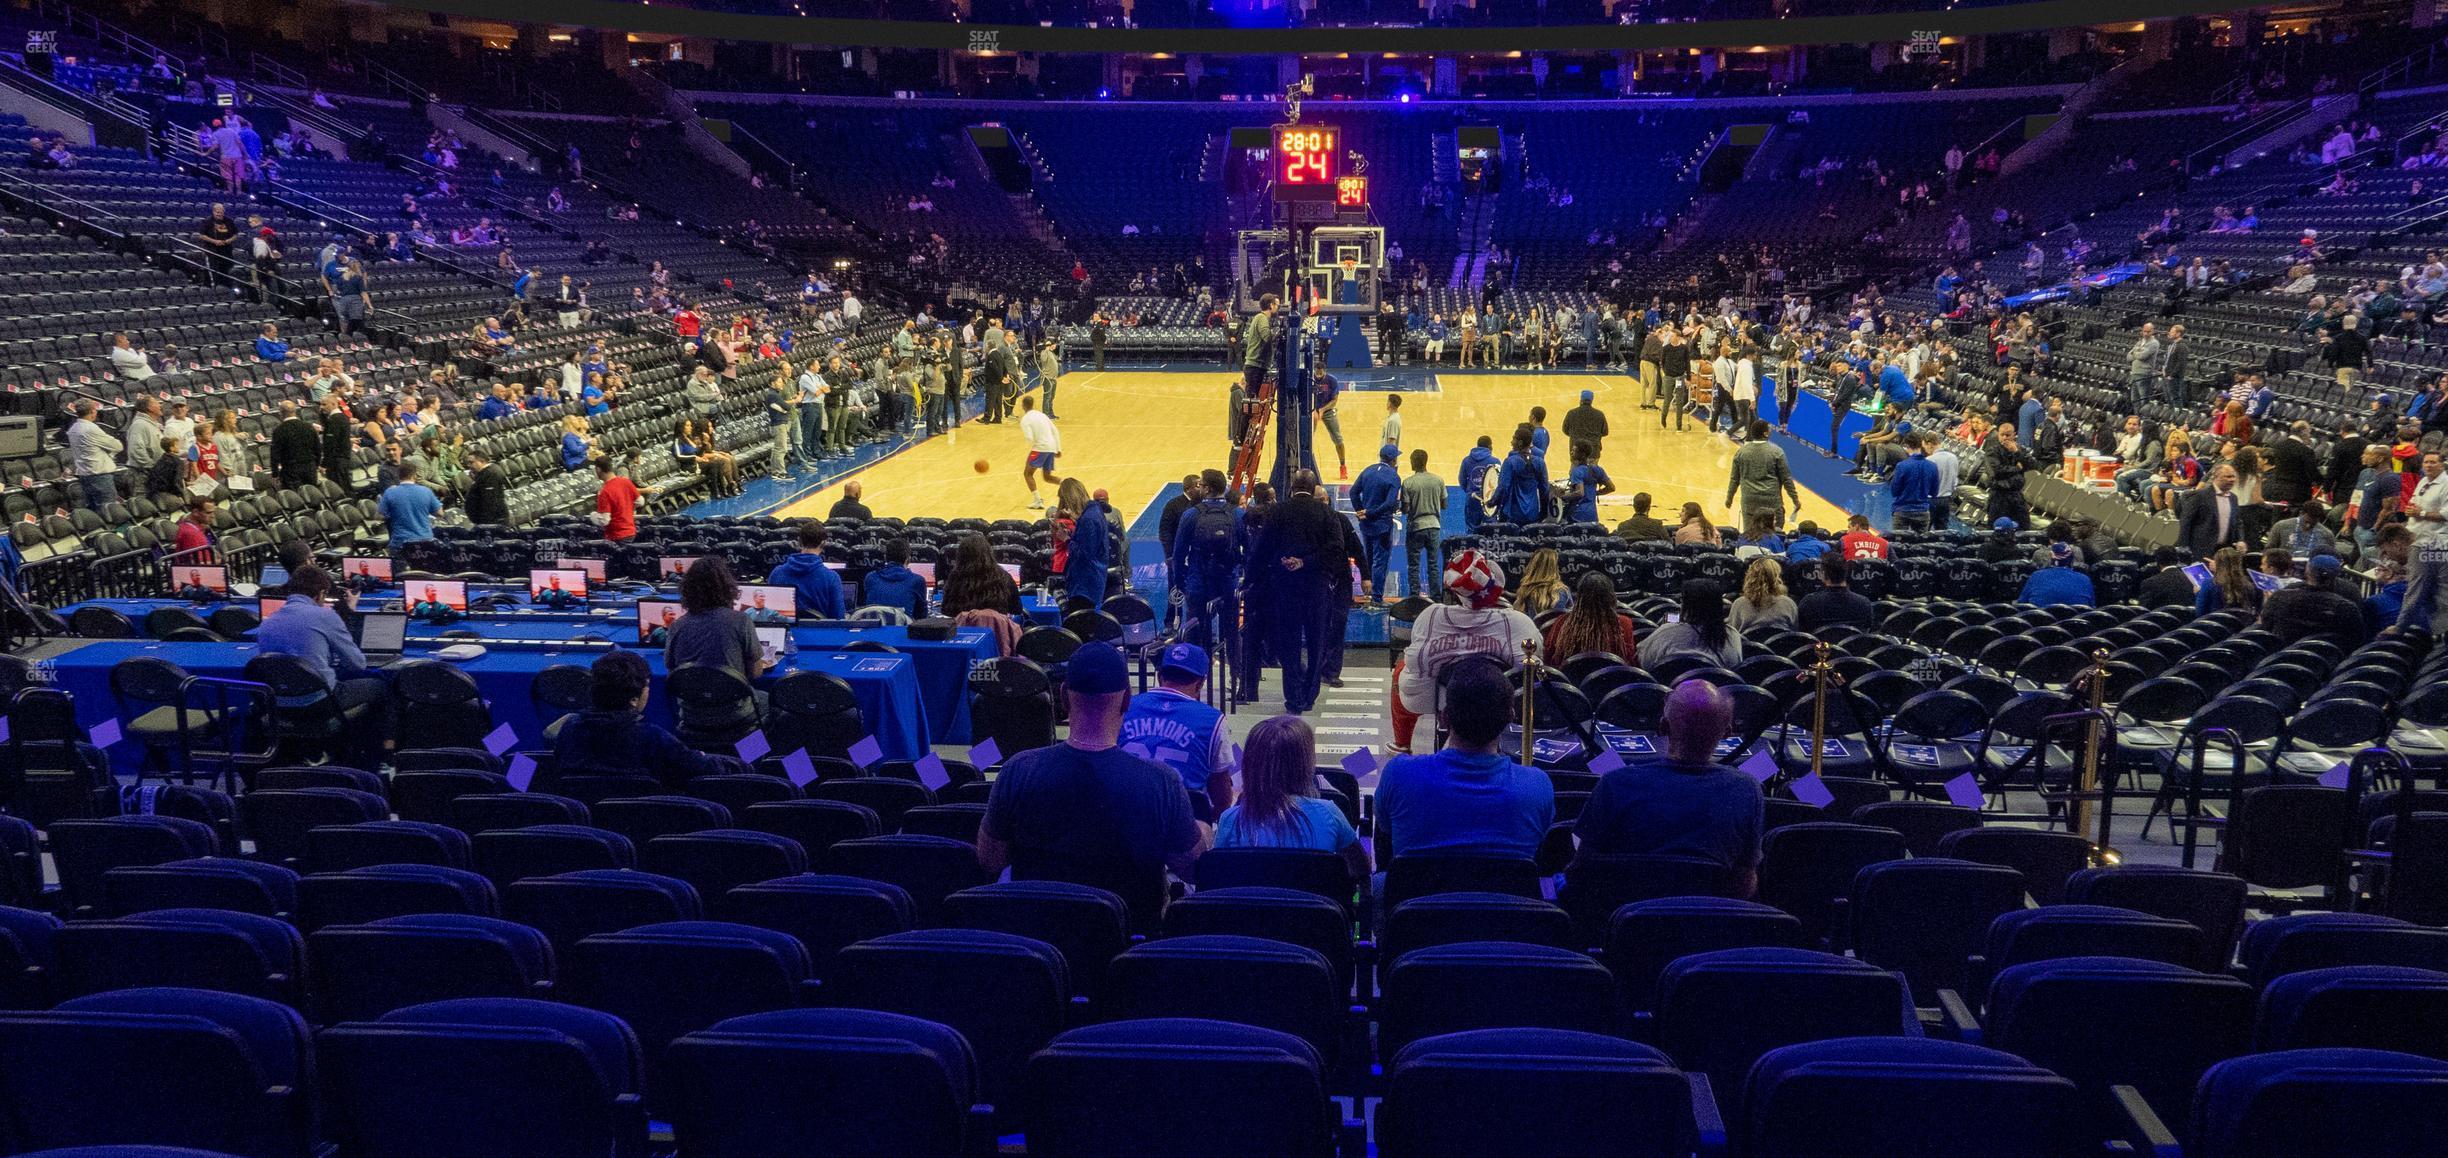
63;599;995;745
39;637;932;772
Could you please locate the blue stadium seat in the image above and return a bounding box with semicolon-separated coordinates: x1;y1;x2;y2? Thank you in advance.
667;1008;980;1156
1604;896;1803;1014
1975;904;2213;990
2064;864;2247;970
447;791;590;835
1381;1028;1711;1158
53;909;306;1006
319;997;647;1158
1104;934;1343;1064
297;864;500;929
563;920;816;1103
502;868;702;955
1740;1037;2083;1158
718;873;915;979
826;833;991;925
0;987;316;1157
1382;892;1574;963
238;787;388;868
590;795;734;849
100;857;299;919
1022;1018;1332;1157
941;880;1130;994
48;815;220;918
2255;965;2448;1058
1842;858;2027;1003
308;913;556;1023
472;824;638;887
1379;940;1617;1058
638;829;807;901
830;928;1071;1111
0;904;61;1010
2240;912;2448;985
301;820;474;874
2191;1048;2448;1158
1756;822;1909;948
1161;887;1355;987
1983;955;2254;1144
1654;947;1918;1095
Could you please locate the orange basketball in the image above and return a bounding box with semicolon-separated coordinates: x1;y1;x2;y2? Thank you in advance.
974;458;991;474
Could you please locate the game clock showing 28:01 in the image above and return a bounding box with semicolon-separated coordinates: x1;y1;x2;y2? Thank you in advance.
1273;125;1340;200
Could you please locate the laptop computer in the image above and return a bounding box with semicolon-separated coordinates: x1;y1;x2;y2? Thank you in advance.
354;612;409;666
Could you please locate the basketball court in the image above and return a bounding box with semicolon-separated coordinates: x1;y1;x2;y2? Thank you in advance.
776;369;1858;529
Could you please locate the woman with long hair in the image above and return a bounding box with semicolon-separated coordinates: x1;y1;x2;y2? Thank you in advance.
1050;476;1091;575
691;417;741;496
1637;580;1745;670
1515;548;1570;615
1727;555;1798;634
939;530;1022;618
205;409;246;477
1213;715;1370;882
1673;501;1721;546
2196;545;2264;615
1544;572;1637;660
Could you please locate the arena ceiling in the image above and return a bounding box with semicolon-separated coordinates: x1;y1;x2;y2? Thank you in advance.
383;0;2302;53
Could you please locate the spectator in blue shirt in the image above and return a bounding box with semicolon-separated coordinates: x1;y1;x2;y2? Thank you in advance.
1457;436;1499;530
560;417;594;471
1878;361;1914;407
1495;428;1548;524
766;522;847;618
377;462;441;548
1785;521;1833;563
1565;439;1614;524
254;323;289;363
1213;713;1367;885
1350;443;1403;603
476;384;515;422
858;537;929;621
1888;442;1940;532
2018;542;2097;606
1377;659;1556;859
1571;679;1762;896
549;649;742;792
255;567;389;757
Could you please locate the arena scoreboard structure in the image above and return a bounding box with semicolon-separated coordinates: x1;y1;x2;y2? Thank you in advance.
1272;124;1341;200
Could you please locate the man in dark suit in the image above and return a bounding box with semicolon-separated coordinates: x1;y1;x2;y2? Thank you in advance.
1250;469;1343;714
2264;420;2321;506
463;448;510;526
318;394;355;489
2178;463;2249;559
269;400;321;489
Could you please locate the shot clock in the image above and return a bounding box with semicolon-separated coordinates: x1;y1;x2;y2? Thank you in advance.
1272;124;1340;200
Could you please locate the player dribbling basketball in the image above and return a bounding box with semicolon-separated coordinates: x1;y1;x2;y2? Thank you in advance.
1019;394;1061;509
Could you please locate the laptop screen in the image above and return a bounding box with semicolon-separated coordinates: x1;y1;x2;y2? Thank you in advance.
554;557;608;581
735;585;797;618
355;613;408;654
340;557;393;581
406;580;468;612
755;626;788;665
529;569;589;600
171;565;228;594
637;600;684;644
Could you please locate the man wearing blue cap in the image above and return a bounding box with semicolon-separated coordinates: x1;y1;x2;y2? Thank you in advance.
1119;642;1237;820
1352;443;1404;605
979;641;1206;929
1562;389;1608;455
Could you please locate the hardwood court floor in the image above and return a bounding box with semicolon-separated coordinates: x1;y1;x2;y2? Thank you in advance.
776;370;1855;529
